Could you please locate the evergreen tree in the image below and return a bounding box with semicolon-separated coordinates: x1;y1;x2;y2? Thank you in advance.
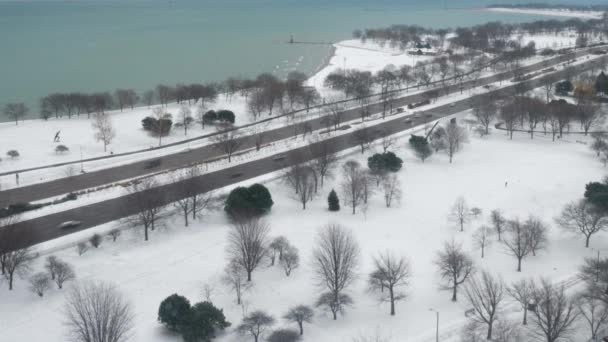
596;72;608;95
368;152;403;175
328;189;340;211
158;294;192;332
225;184;273;217
409;135;433;162
180;302;231;342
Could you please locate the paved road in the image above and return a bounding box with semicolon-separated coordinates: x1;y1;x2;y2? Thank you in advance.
0;47;602;209
1;52;606;250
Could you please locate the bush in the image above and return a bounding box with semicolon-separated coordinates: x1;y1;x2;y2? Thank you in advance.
55;145;69;154
202;110;217;124
158;294;192;332
555;80;573;95
158;295;230;342
225;183;273;217
328;189;340;211
180;302;231;342
109;228;121;242
367;152;403;175
77;242;89;256
141;116;173;136
584;181;608;211
267;329;301;342
89;234;102;248
7;150;20;159
217;110;235;124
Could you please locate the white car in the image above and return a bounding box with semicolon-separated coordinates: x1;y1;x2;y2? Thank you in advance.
58;221;82;229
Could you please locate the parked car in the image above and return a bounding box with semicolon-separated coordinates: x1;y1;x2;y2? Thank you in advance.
58;221;81;229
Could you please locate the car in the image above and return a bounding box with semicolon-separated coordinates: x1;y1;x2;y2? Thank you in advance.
58;221;82;229
450;103;456;107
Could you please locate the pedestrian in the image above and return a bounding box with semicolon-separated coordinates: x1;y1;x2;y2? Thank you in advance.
15;172;19;186
505;180;508;188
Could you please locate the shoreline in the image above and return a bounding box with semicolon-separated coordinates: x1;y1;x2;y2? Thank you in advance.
477;7;604;19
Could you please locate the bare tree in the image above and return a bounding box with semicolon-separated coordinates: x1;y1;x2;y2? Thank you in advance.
64;281;134;342
473;225;492;258
381;135;396;153
341;160;367;214
450;197;471;232
556;199;608;248
312;223;360;320
29;272;51;297
464;270;505;340
576;292;608;341
125;177;165;241
381;174;402;208
526;216;548;256
435;240;475;301
283;305;314;336
3;102;29;125
490;209;506;241
367;251;411;316
92;112;116;152
227;217;270;281
268;236;289;266
352;127;375;154
237;310;275;342
178;105;192;136
445;120;468;163
472;97;497;135
212;125;241;162
308;138;338;188
529;279;579;342
44;255;59;280
54;261;76;289
171;166;213;227
2;240;33;290
283;164;316;209
502;219;533;272
280;245;300;276
508;279;534;325
222;258;250;305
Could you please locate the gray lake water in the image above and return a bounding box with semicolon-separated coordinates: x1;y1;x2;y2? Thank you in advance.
0;0;576;120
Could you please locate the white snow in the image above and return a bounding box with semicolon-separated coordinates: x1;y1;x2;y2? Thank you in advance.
1;124;606;342
482;7;604;20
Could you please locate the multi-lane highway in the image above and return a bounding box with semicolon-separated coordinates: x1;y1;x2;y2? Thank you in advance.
1;51;606;250
0;46;603;209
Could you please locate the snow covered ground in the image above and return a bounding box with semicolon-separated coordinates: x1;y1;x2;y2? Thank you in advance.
1;122;606;342
483;7;604;20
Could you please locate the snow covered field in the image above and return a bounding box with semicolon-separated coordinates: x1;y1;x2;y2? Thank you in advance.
483;7;604;20
1;124;606;342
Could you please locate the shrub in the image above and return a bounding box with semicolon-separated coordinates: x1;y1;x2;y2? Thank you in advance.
89;234;102;248
217;110;235;124
7;150;20;159
77;242;89;256
368;152;403;175
267;329;301;342
584;181;608;211
555;80;573;95
202;110;217;124
180;302;231;342
141;116;173;136
225;184;273;217
29;272;51;297
328;189;340;211
55;145;69;154
158;294;192;332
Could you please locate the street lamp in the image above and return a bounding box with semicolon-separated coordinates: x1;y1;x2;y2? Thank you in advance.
429;308;439;342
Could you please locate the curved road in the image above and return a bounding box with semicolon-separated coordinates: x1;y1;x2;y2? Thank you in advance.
0;47;603;209
1;52;607;250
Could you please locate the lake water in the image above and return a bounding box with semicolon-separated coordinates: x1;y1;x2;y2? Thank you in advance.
0;0;565;120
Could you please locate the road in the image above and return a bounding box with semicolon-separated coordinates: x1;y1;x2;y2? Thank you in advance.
0;46;604;209
1;52;606;250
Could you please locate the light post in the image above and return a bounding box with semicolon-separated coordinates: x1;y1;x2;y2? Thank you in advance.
79;146;84;173
429;308;439;342
591;248;606;282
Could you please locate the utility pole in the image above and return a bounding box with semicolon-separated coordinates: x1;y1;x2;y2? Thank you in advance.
429;308;439;342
